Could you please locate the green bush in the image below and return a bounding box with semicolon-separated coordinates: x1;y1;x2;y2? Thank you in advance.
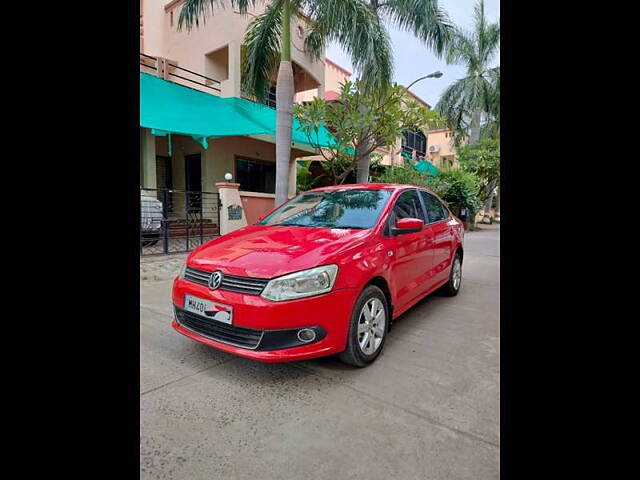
378;164;482;217
296;161;315;193
430;167;482;216
379;164;428;187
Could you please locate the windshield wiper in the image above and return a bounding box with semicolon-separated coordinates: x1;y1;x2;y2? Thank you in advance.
272;222;367;229
307;223;367;229
327;225;367;229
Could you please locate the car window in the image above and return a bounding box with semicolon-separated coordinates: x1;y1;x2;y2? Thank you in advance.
420;191;448;223
388;190;426;228
258;189;392;229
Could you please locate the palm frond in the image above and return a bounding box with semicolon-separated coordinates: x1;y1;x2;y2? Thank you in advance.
178;0;260;31
437;0;499;144
443;27;475;67
305;0;393;94
380;0;454;56
241;0;285;100
435;77;474;146
481;22;500;66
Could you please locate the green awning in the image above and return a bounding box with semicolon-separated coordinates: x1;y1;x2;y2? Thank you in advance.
413;159;440;176
140;72;336;152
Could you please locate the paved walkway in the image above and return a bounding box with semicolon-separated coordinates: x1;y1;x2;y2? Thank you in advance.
140;226;500;479
140;253;188;282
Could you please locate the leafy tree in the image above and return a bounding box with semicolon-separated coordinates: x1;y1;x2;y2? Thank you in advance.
179;0;453;205
457;137;499;216
294;80;445;184
435;0;499;147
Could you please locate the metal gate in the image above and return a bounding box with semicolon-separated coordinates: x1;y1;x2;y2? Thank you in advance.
140;188;220;256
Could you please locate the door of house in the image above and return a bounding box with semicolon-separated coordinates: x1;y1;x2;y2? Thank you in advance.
155;156;173;214
156;156;172;190
185;154;202;213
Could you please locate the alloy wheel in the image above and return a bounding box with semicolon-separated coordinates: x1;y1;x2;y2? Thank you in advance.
357;298;386;355
452;257;462;291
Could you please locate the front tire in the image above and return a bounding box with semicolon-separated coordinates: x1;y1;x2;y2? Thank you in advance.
338;285;388;367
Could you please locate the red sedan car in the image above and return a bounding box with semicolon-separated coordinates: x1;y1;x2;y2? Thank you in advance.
172;184;464;367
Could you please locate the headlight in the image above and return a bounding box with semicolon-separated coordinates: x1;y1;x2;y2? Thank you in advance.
177;261;187;280
261;265;339;302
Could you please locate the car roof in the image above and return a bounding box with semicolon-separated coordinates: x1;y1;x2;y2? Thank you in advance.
306;183;434;194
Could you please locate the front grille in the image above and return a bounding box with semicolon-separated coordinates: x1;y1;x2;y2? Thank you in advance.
220;274;269;294
175;306;264;349
184;266;211;286
184;266;269;295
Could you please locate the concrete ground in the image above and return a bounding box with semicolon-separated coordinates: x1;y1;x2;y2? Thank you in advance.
140;225;500;480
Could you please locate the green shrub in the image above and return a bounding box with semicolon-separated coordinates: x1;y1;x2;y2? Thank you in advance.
430;167;482;216
378;164;482;217
379;164;428;187
296;161;315;193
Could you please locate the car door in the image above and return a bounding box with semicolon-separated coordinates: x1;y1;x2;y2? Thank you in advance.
381;189;434;310
420;191;454;286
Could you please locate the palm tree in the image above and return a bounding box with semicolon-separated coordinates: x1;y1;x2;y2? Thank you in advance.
179;0;453;204
435;0;499;217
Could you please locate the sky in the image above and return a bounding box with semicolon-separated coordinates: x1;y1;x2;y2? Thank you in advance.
325;0;500;108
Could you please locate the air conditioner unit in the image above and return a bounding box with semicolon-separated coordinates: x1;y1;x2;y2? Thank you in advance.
428;145;440;153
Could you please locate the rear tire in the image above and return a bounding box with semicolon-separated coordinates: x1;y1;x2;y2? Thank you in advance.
338;285;389;367
440;251;462;296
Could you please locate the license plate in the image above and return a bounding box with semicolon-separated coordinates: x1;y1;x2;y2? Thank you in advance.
184;294;233;325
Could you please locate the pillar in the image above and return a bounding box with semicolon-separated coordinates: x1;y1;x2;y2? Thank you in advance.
288;158;297;199
216;182;248;235
141;128;157;191
220;41;242;98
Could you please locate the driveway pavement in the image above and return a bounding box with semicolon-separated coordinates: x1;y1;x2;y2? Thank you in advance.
140;225;500;479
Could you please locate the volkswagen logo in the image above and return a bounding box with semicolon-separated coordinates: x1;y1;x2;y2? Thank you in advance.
209;270;223;290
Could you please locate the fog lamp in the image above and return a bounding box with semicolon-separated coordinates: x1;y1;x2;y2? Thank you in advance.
297;328;316;343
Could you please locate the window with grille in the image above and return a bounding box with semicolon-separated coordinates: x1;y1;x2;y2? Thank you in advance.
402;130;427;157
236;157;276;194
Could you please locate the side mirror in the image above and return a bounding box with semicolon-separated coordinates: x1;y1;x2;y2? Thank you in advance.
392;218;424;235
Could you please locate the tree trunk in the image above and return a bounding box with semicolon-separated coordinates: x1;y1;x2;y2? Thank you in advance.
469;110;481;145
355;150;370;184
482;178;497;222
495;186;500;220
274;1;293;207
355;135;375;183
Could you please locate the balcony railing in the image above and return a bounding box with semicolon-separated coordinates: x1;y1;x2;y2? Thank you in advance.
140;53;221;94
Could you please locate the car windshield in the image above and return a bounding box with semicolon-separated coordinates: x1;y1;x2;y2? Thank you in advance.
257;189;392;229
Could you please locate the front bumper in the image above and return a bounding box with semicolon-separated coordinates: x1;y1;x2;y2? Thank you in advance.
171;277;358;362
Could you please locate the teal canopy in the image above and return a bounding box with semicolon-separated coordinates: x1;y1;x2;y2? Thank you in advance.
140;73;336;152
400;149;439;176
413;159;439;176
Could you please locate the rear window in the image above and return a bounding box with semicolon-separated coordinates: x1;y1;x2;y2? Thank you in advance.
420;191;449;223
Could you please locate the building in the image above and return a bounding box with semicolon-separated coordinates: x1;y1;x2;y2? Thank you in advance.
139;0;332;254
298;57;458;170
425;128;458;169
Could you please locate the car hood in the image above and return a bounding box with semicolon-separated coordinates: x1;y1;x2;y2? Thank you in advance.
188;225;372;278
